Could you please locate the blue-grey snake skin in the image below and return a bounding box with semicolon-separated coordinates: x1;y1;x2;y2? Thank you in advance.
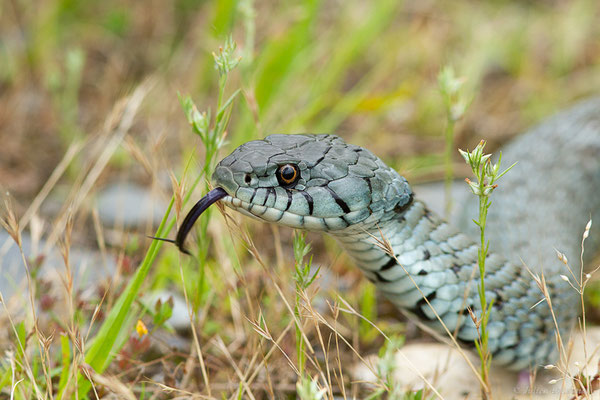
180;98;600;370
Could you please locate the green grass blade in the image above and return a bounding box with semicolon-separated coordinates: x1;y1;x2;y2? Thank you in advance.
56;333;71;399
254;0;321;110
76;197;175;397
0;365;11;394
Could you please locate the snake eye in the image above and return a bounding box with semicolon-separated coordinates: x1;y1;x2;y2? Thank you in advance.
276;164;300;186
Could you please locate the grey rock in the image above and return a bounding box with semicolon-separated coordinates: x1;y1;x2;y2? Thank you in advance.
96;183;169;228
0;231;116;303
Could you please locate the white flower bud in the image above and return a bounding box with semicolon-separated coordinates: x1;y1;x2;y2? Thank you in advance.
583;219;592;239
555;250;568;265
467;180;481;195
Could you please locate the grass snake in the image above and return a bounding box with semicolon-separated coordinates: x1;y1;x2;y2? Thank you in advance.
174;98;600;371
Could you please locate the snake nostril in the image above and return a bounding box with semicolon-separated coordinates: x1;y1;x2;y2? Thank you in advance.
244;174;252;185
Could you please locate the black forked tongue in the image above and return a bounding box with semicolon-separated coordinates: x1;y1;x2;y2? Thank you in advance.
149;187;228;255
175;187;228;253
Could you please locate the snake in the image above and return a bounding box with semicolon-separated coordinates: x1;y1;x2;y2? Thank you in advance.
173;98;600;371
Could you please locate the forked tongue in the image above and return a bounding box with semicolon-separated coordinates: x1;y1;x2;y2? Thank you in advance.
149;187;228;254
174;187;228;254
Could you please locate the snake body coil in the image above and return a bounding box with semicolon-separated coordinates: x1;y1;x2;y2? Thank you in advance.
178;98;600;370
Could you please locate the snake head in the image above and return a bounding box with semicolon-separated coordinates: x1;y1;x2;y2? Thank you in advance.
175;134;412;252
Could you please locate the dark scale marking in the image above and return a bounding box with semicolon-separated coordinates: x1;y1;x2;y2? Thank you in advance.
335;217;349;228
265;187;275;204
312;146;332;169
451;263;461;275
259;189;268;206
313;154;326;168
418;269;428;276
423;249;431;260
350;154;360;166
323;185;351;213
409;291;438;321
274;211;284;222
257;205;269;216
502;342;521;351
341;215;351;226
394;192;414;214
285;190;293;211
249;189;257;204
301;191;314;214
380;258;397;271
373;271;393;283
363;177;372;194
265;152;283;167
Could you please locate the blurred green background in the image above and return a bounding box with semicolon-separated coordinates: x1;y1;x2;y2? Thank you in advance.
2;0;599;203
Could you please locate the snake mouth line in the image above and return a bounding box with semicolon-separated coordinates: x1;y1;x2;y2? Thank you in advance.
221;194;369;232
176;186;371;254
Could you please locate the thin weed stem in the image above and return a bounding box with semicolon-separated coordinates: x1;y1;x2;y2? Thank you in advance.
459;140;516;399
438;65;470;219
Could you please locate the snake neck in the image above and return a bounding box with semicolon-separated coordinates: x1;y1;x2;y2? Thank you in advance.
331;199;576;370
333;199;476;288
332;199;493;315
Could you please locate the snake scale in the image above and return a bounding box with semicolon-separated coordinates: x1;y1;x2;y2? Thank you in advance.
175;98;600;370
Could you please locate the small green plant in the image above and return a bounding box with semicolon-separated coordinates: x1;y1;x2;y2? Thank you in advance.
296;375;327;400
459;141;516;399
368;335;404;399
438;65;471;218
152;296;174;327
292;231;319;377
366;336;427;400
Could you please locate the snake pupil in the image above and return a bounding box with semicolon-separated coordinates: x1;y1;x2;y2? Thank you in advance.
277;164;299;186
